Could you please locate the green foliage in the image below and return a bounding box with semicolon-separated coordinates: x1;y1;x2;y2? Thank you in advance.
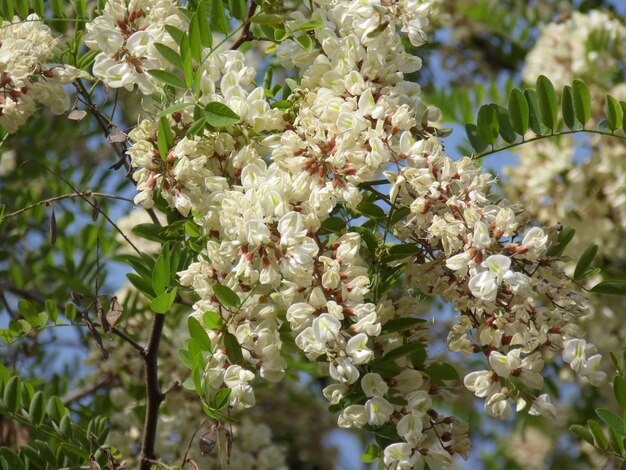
464;76;626;158
571;351;626;465
0;365;112;468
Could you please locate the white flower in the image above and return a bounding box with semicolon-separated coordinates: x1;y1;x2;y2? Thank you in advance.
312;313;341;344
529;394;557;419
396;413;424;446
489;350;522;378
329;357;359;384
468;271;498;302
337;404;367;429
481;254;512;282
346;333;374;364
365;396;394;426
521;227;548;258
360;372;388;398
322;383;348;405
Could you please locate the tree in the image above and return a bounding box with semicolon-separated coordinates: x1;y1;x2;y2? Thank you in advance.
0;0;625;469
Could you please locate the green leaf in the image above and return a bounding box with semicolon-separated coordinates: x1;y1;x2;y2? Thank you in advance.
570;424;594;446
180;34;193;88
320;217;346;234
46;396;68;422
377;342;425;364
154;43;183;69
196;1;212;48
425;362;459;382
213;387;231;409
524;89;548;135
562;85;577;130
152;253;170;296
360;444;380;463
508;88;529;136
492;104;517;144
127;273;155;298
251;13;284;25
189;14;202;62
204;102;240;128
588;419;608;449
188;316;211;351
203;311;223;330
295;34;313;52
605;95;623;132
132;223;164;242
159;101;194;118
157;115;174;162
294;18;324;32
546;226;576;257
590;280;626;296
476;104;499;145
536;75;558;131
3;376;21;413
149;288;177;314
355;202;385;219
14;0;27;17
213;284;241;309
382;244;420;263
28;391;45;427
32;0;44;17
614;376;626;410
572;79;591;127
380;318;426;335
464;123;488;153
228;0;246;20
596;408;625;435
147;69;187;89
165;24;185;45
573;244;598;280
209;0;229;34
223;332;243;365
0;448;24;470
609;427;625;454
187;118;207;137
621;101;626;136
64;303;77;321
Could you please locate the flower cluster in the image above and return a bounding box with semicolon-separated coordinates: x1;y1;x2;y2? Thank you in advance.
85;0;184;94
0;15;80;133
118;0;606;467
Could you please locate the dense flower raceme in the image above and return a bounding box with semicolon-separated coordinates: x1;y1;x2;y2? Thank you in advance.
505;10;626;371
0;15;82;133
114;0;604;467
85;0;185;94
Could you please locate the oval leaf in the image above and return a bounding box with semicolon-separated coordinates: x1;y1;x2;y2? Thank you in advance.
508;88;529;136
573;244;598;280
572;79;591;127
204;102;240;128
535;75;557;131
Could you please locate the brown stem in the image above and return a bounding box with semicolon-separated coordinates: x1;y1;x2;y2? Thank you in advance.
230;1;257;50
139;313;166;470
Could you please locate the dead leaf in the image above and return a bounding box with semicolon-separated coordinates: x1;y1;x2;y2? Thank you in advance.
106;296;124;328
68;109;87;120
199;424;219;455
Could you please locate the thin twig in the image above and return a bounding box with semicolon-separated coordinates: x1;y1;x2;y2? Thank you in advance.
230;1;257;50
61;376;113;405
139;313;166;470
19;160;143;255
181;418;209;468
474;128;626;159
1;192;135;220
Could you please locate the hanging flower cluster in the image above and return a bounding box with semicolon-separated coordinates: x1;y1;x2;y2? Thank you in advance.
85;0;185;94
113;0;606;467
0;14;81;133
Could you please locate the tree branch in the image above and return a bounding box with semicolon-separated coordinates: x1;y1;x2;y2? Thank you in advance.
139;313;166;470
230;1;257;50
